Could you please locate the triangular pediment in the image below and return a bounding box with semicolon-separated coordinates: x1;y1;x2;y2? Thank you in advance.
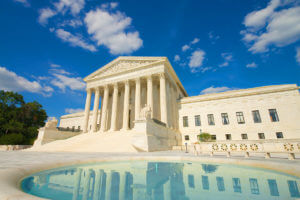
84;57;166;81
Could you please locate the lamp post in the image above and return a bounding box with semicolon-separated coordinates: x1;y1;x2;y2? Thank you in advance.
185;142;188;153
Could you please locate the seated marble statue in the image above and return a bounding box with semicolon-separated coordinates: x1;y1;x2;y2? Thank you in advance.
139;104;152;120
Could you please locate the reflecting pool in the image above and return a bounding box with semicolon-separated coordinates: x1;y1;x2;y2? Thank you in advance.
21;161;300;200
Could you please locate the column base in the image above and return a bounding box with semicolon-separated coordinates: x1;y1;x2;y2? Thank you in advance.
120;128;129;132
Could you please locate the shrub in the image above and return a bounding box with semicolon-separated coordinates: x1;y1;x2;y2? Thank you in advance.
197;133;212;142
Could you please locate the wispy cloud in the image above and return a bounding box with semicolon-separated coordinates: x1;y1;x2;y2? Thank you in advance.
13;0;30;7
174;55;180;62
296;47;300;65
246;62;258;68
188;50;206;72
65;108;84;114
241;0;300;53
55;29;97;52
0;66;53;96
200;86;234;94
219;52;233;67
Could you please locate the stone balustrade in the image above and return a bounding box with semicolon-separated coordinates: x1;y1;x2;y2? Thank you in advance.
190;139;300;160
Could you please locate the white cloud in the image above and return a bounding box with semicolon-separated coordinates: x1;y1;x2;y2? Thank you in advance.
246;62;258;68
200;66;212;73
174;55;180;62
49;68;72;75
200;86;232;94
13;0;29;6
65;108;84;114
59;19;83;28
54;0;85;15
242;1;300;53
50;73;85;92
188;50;206;71
208;31;220;43
244;0;280;29
296;47;300;64
219;53;233;67
191;38;200;44
182;44;190;52
38;8;57;25
55;28;97;52
84;8;143;54
110;2;119;9
0;66;53;96
50;63;61;68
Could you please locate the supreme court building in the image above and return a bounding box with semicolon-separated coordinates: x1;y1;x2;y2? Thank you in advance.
59;56;300;151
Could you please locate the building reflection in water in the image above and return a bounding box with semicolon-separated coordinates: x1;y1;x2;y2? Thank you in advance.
22;161;300;200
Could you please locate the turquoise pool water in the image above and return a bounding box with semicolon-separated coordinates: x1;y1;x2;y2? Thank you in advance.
22;161;300;200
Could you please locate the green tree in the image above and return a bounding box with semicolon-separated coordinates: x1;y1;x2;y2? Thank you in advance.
0;90;47;145
197;132;212;142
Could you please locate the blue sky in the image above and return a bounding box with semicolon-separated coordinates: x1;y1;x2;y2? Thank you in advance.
0;0;300;120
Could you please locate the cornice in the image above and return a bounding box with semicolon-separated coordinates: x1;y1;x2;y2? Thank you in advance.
179;84;299;104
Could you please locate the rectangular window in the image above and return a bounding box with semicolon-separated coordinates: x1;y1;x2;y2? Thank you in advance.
241;134;248;140
232;178;242;193
258;133;265;139
252;110;261;123
268;179;279;196
194;115;201;126
221;113;229;125
226;134;232;140
202;176;209;190
184;135;189;141
216;177;225;191
276;132;283;139
183;116;189;127
249;178;260;195
188;175;195;188
288;180;300;198
207;114;215;125
236;112;245;124
211;135;216;140
269;109;279;122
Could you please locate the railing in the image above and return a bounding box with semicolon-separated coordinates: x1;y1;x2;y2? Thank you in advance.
190;140;300;160
56;127;82;132
152;118;167;127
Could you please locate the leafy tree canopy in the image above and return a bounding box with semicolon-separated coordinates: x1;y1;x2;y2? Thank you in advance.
197;132;213;142
0;90;47;145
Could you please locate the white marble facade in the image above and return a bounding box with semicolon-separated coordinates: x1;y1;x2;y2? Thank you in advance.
59;57;300;147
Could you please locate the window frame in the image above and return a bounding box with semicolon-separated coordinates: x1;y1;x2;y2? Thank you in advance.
269;109;279;122
183;116;189;127
276;132;283;139
241;133;248;140
207;114;215;125
258;133;265;139
194;115;201;126
221;113;230;125
252;110;262;123
225;134;232;140
236;112;245;124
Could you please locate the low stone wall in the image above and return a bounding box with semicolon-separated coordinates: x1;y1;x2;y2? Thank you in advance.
132;119;181;152
33;127;81;146
191;139;300;160
0;145;32;151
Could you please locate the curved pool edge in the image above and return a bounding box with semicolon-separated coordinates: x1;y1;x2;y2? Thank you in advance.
1;155;299;200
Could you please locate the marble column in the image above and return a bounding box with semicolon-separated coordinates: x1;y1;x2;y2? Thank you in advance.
122;80;130;130
110;83;119;131
93;170;104;200
83;89;92;133
100;85;109;132
173;87;179;130
82;169;92;200
119;172;127;200
135;78;141;120
160;73;168;125
91;87;100;132
147;75;153;118
105;171;112;200
169;83;175;129
163;178;171;200
72;168;82;200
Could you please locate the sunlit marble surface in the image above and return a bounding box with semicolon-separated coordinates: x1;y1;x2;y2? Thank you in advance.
0;151;299;200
